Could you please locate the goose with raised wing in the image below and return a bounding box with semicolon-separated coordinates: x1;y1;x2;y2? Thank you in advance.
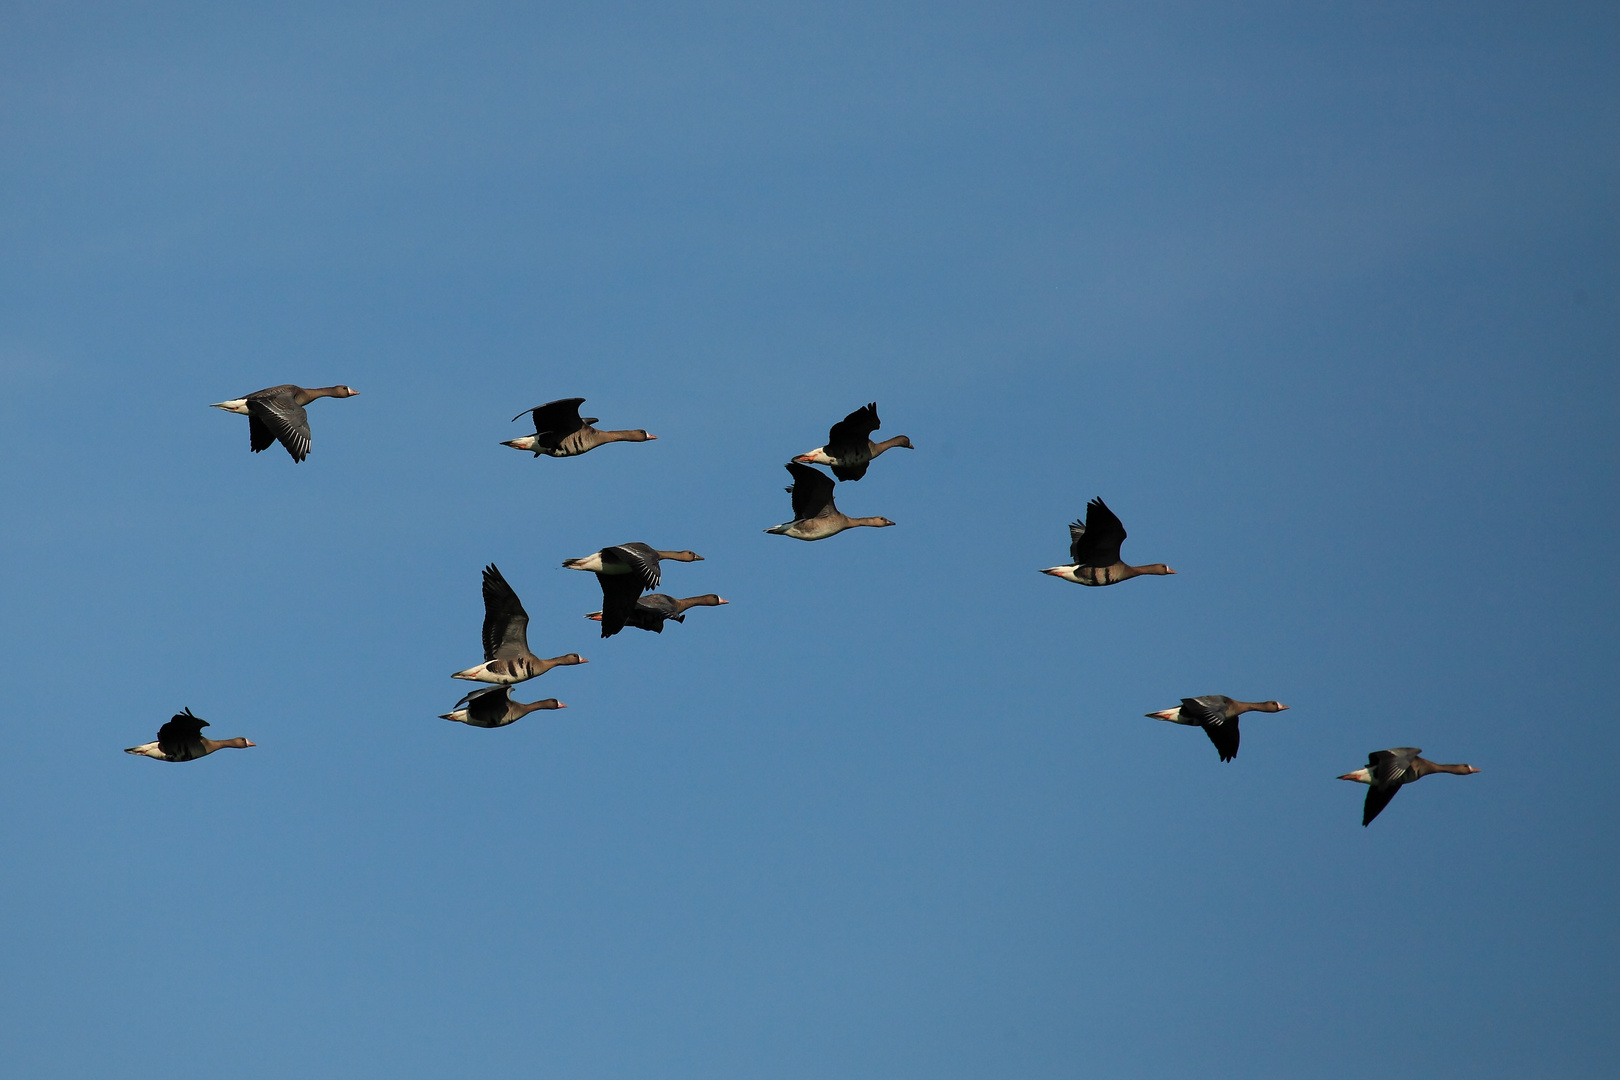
792;402;913;481
585;593;728;633
452;564;589;684
1042;497;1174;586
765;462;895;541
1340;748;1480;826
563;544;705;637
211;384;359;462
503;398;655;458
1145;696;1288;762
125;708;255;762
440;686;566;728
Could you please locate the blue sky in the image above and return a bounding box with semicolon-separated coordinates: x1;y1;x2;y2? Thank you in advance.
0;3;1615;1077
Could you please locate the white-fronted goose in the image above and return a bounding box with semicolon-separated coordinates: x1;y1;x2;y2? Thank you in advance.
765;462;895;541
1340;748;1481;826
793;402;913;481
503;398;655;458
440;685;566;728
1145;696;1289;762
1042;497;1174;585
125;708;255;761
452;564;589;684
585;593;729;633
562;544;705;637
211;384;358;462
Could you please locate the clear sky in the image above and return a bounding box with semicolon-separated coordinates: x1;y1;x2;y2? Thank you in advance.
1;3;1615;1077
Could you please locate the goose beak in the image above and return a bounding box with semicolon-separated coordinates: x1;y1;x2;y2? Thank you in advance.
1276;704;1289;711
554;702;568;709
645;434;658;439
1166;567;1177;574
717;598;729;604
244;740;257;747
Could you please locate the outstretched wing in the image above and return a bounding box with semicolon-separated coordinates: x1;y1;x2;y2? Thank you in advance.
514;398;587;451
481;564;531;661
246;393;311;462
785;462;837;521
1362;783;1402;826
596;572;646;638
1071;497;1126;567
463;685;515;727
1370;748;1420;786
826;402;880;459
156;708;209;760
605;543;663;591
1201;719;1241;762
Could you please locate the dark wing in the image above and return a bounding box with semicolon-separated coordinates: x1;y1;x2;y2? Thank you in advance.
604;543;662;591
596;572;646;638
831;460;870;482
1178;697;1232;725
1071;498;1127;567
481;564;531;660
1362;783;1402;826
248;413;277;453
464;685;514;727
514;398;587;450
246;392;311;462
156;708;209;761
826;403;880;456
1201;719;1241;762
785;462;837;521
1067;520;1087;565
1370;748;1420;787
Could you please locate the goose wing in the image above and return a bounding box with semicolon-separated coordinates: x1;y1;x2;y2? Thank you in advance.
1361;748;1421;825
246;388;311;462
604;543;662;591
481;564;531;660
1071;497;1126;567
458;685;514;727
156;708;209;761
596;572;647;637
513;398;587;450
827;403;880;480
785;462;837;521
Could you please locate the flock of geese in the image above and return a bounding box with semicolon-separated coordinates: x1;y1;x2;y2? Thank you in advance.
123;387;1481;827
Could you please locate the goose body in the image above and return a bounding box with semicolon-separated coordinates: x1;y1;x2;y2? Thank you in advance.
210;384;358;462
440;685;566;728
792;402;912;481
1339;747;1480;825
1145;696;1288;762
563;544;705;637
503;398;655;458
125;708;255;762
1042;497;1174;585
452;564;589;684
585;593;728;633
765;462;895;541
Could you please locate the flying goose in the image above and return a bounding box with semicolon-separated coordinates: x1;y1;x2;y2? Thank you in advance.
585;593;729;633
503;398;655;457
562;544;705;637
1340;748;1481;826
211;384;359;462
440;685;566;728
125;708;255;761
765;462;895;541
1145;696;1289;762
793;402;913;481
1042;498;1174;585
452;564;589;683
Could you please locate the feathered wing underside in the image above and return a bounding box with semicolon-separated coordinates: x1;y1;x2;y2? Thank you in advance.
463;685;515;726
515;398;587;450
605;543;663;591
1362;748;1422;825
156;708;209;760
1201;720;1241;762
785;462;837;521
597;572;646;637
246;394;311;462
1177;697;1231;725
1070;497;1127;567
826;403;880;457
481;564;531;661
